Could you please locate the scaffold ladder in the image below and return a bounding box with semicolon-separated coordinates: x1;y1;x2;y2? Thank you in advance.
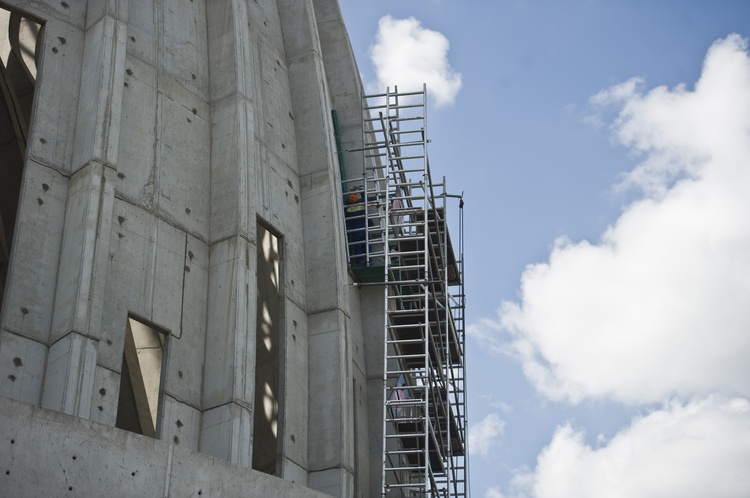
344;85;467;497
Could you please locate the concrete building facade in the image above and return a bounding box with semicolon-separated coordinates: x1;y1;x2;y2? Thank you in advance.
0;0;389;496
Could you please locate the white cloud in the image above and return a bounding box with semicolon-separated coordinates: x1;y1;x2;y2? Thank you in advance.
486;487;507;498
469;412;506;457
508;397;750;498
478;34;750;404
369;16;462;107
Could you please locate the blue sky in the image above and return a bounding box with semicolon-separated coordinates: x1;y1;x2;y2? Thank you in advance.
338;1;750;496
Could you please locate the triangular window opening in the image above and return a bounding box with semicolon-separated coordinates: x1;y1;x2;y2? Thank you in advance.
116;317;167;438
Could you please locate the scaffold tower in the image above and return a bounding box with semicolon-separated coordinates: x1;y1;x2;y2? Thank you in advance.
341;86;468;498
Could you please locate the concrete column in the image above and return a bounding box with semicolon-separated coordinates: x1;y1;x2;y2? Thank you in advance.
41;1;128;416
312;2;379;496
200;0;259;467
0;161;67;405
43;161;116;416
0;5;84;408
72;5;128;173
278;0;355;495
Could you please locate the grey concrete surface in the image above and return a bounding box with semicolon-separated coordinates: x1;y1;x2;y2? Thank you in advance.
0;0;382;496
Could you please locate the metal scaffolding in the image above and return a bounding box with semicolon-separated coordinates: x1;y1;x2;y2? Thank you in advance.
341;86;467;497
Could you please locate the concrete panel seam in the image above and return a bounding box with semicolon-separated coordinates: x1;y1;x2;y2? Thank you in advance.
201;399;252;413
206;233;256;249
112;193;210;245
164;440;174;497
0;328;48;348
47;330;100;349
176;234;187;340
163;393;201;413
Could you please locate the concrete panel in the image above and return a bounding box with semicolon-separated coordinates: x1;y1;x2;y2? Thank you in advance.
360;286;386;378
366;376;385;498
126;0;156;65
206;0;255;102
308;467;354;498
156;89;210;241
259;36;296;170
170;443;329;498
0;161;67;343
161;395;201;451
51;162;115;344
209;94;256;243
313;0;365;185
86;0;129;28
299;173;348;313
0;331;46;405
0;396;330;497
283;456;309;488
347;288;366;374
26;21;84;172
96;198;156;371
281;299;308;468
277;0;320;62
199;401;253;467
311;0;342;24
162;0;209;100
89;365;120;426
202;236;256;408
247;0;284;51
163;234;208;408
41;332;97;417
151;218;184;334
72;15;127;171
1;397;167;497
283;5;350;314
117;54;158;209
352;368;370;498
307;312;346;470
98;200;194;373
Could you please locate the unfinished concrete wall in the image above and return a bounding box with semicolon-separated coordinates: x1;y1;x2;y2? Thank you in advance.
0;0;381;496
1;396;331;498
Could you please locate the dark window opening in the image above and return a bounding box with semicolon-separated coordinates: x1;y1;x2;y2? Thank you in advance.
116;316;167;438
252;221;283;475
0;7;42;310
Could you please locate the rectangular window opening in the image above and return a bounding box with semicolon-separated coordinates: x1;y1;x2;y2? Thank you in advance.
116;316;167;438
252;221;283;475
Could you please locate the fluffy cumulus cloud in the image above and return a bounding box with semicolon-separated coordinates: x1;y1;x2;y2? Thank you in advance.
507;397;750;498
489;34;750;405
369;16;462;107
469;412;506;457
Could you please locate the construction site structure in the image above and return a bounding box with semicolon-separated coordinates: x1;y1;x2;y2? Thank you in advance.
0;1;468;496
341;86;468;497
